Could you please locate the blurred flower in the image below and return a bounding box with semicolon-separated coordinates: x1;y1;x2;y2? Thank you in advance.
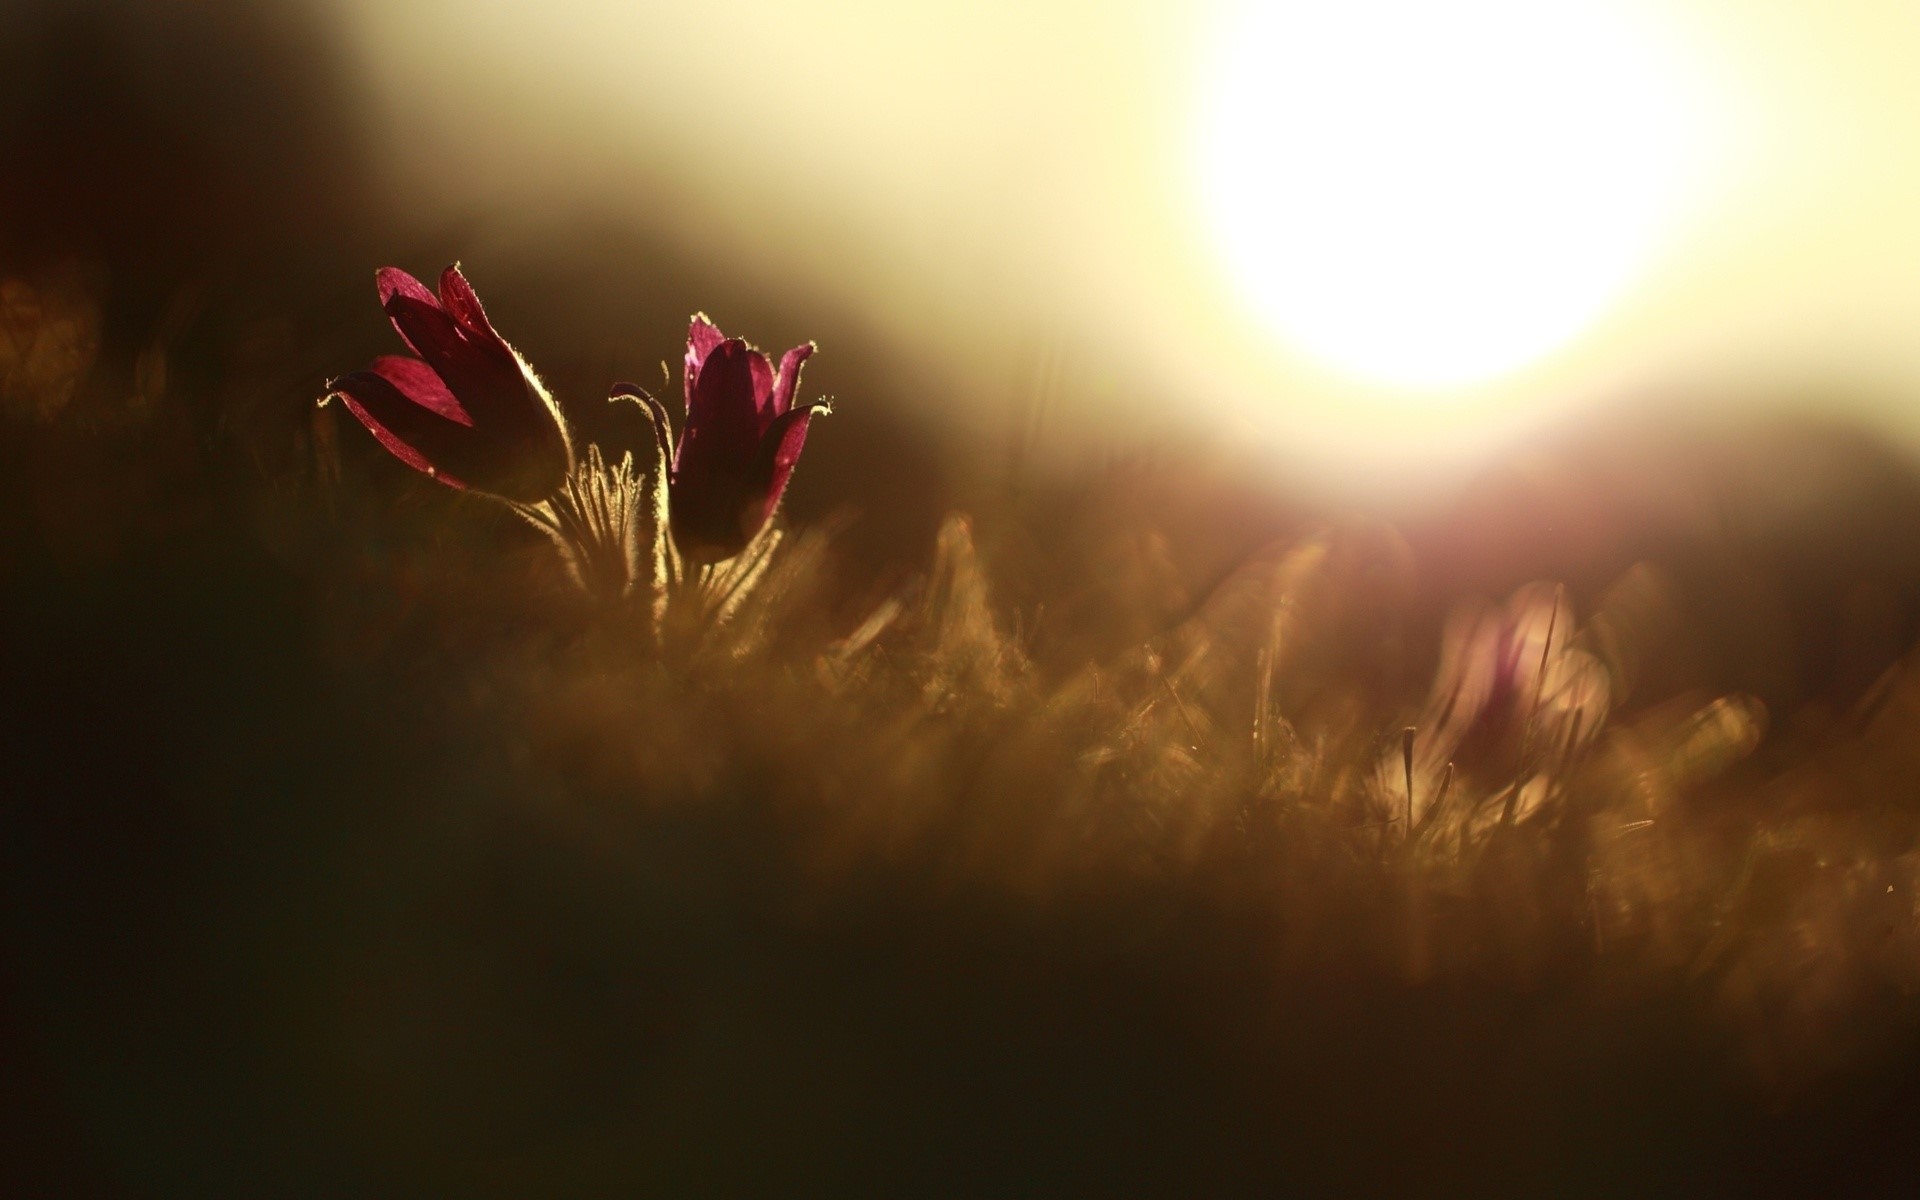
1391;582;1612;832
324;265;571;503
1429;582;1609;770
669;314;826;561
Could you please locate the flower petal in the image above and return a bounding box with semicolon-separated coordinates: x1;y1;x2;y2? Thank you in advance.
684;315;728;421
670;340;768;560
748;400;827;533
746;345;775;415
383;292;466;368
380;268;518;404
688;314;726;369
382;292;537;433
437;264;499;343
376;266;436;309
375;268;440;357
327;369;481;488
368;355;471;426
768;342;815;417
676;338;764;479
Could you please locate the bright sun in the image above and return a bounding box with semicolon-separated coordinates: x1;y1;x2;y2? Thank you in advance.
1195;0;1711;392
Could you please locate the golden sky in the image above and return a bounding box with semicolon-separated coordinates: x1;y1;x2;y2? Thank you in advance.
342;0;1920;486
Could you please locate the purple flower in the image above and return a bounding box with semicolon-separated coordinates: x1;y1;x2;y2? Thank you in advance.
1421;582;1611;776
666;314;825;561
1384;582;1613;832
325;265;571;504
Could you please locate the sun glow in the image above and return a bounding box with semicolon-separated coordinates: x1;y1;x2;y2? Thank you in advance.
1194;0;1716;393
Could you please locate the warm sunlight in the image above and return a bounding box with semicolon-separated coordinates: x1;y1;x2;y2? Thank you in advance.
1193;0;1716;392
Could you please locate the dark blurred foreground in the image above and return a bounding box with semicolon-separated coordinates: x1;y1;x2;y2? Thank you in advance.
12;3;1920;1196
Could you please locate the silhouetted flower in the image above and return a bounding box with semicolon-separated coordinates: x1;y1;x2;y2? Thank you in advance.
324;265;571;503
667;315;826;561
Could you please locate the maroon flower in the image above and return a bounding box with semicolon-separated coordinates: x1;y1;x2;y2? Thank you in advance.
666;314;825;561
325;265;571;504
